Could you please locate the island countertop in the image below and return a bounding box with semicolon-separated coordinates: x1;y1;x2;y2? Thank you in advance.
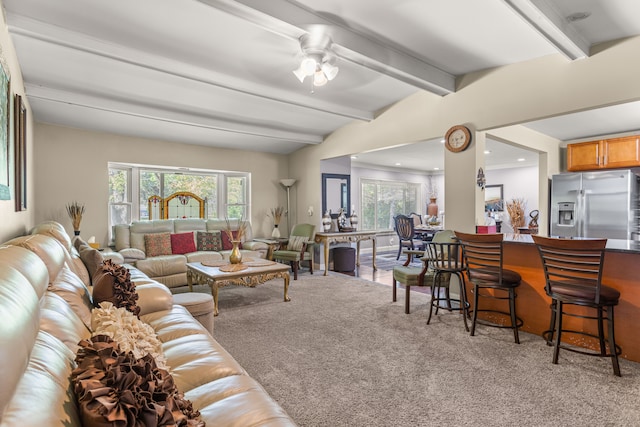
502;233;640;254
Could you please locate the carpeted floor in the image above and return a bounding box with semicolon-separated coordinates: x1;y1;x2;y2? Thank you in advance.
211;273;640;427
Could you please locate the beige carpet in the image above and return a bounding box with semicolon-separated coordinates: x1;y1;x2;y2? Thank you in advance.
210;273;640;427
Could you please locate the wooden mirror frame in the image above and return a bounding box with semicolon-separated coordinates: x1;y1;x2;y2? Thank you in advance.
322;173;350;219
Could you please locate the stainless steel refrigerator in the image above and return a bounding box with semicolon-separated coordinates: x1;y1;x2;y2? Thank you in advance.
550;169;640;239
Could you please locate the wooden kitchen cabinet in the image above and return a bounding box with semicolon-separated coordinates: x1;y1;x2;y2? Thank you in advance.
567;136;640;171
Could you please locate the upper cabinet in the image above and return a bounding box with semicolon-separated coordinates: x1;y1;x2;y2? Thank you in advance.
567;136;640;171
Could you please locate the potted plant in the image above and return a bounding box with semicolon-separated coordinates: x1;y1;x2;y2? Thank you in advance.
66;201;85;236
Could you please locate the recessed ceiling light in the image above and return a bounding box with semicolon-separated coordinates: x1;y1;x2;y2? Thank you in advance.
395;162;401;166
351;155;358;159
484;150;491;154
434;167;440;171
440;139;445;143
517;158;526;162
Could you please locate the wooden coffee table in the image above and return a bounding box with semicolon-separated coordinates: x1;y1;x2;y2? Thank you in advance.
186;259;291;316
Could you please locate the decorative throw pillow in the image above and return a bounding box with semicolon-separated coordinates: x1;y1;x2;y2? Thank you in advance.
92;259;140;318
196;231;223;251
171;232;196;254
77;242;105;283
92;302;167;370
144;232;172;257
72;335;205;427
221;230;243;250
287;235;308;251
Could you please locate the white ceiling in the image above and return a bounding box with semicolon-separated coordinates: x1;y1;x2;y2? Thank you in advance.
4;0;640;167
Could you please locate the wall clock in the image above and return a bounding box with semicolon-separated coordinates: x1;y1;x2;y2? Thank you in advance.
444;125;472;153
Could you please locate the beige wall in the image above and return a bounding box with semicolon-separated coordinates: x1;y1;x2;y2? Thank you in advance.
290;36;640;233
33;123;289;246
0;2;35;243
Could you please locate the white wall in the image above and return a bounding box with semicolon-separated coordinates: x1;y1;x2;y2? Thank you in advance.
33;123;289;246
0;4;35;243
485;166;540;233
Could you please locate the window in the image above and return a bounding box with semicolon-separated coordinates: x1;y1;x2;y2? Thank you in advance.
360;179;420;231
108;163;249;234
108;167;132;227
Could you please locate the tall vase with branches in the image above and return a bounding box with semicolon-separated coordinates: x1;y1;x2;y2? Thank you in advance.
269;206;284;238
66;202;85;236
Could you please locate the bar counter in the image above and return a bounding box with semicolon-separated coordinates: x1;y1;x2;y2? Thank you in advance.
495;234;640;362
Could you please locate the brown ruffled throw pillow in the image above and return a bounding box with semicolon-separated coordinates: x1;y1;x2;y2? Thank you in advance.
92;259;141;318
72;335;205;427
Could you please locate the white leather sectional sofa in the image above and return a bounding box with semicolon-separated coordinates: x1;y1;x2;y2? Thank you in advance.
0;221;296;426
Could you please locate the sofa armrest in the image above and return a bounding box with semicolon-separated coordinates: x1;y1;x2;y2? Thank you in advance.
136;283;173;316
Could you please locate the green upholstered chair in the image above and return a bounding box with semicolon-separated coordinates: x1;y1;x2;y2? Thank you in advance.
392;230;454;314
273;223;316;280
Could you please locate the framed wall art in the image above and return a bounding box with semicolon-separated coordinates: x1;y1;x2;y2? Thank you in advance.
14;94;26;211
0;60;10;201
484;184;504;212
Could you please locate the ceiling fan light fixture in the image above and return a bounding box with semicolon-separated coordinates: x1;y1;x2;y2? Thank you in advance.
293;66;307;83
301;57;318;76
313;69;328;86
321;62;339;80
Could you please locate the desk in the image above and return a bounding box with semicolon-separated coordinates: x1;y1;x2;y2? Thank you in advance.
314;231;377;276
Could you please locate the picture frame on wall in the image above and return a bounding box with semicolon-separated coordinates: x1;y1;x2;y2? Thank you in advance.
485;184;504;212
0;60;10;201
14;94;26;211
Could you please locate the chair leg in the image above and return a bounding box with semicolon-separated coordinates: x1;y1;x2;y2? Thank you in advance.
405;285;411;314
457;273;470;332
396;242;402;260
509;288;520;344
607;306;621;376
445;286;452;311
290;261;298;280
309;258;314;275
553;301;563;365
392;278;397;302
427;274;437;324
597;306;606;356
470;283;479;337
545;300;557;346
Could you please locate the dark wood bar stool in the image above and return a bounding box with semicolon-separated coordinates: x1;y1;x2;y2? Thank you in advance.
426;238;469;331
454;231;523;343
532;235;621;376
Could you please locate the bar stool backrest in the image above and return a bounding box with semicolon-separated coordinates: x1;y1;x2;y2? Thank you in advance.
454;231;504;284
427;230;463;272
532;235;607;305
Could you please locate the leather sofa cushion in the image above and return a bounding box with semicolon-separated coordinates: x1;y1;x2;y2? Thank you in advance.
0;331;81;427
4;235;66;286
49;267;93;329
39;293;91;353
136;254;187;277
186;251;223;264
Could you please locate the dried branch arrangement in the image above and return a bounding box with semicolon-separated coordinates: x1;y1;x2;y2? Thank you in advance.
224;216;248;242
506;198;526;231
66;201;85;231
269;206;285;225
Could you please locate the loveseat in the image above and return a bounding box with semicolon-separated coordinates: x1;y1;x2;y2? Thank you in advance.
0;221;296;426
113;218;269;291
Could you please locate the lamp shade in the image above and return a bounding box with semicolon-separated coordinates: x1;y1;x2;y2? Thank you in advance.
280;178;297;188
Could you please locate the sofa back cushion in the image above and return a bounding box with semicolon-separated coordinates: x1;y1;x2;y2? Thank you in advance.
5;235;66;287
129;220;175;252
171;232;196;254
207;219;253;241
49;267;94;329
221;231;243;250
174;218;207;233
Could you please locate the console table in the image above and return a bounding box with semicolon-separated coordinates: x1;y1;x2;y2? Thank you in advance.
314;231;377;276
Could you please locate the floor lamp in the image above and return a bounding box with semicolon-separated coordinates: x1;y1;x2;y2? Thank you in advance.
280;178;297;236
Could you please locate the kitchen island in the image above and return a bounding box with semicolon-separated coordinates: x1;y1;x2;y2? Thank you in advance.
490;234;640;362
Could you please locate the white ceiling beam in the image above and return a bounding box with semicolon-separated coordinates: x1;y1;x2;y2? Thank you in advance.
25;84;324;145
7;13;372;123
198;0;456;95
502;0;590;60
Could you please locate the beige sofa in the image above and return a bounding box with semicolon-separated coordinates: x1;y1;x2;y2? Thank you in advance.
113;218;269;291
0;222;296;427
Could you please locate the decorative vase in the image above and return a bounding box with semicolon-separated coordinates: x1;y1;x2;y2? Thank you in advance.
74;230;81;236
322;211;332;232
427;197;438;217
229;241;243;264
349;210;358;230
271;224;281;238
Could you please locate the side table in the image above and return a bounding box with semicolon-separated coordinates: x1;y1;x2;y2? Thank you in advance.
254;238;289;260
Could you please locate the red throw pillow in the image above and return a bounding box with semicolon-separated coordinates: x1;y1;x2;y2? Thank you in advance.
221;230;243;250
170;232;196;254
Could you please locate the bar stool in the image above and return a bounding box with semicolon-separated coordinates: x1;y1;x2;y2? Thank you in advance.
426;237;469;331
532;235;621;376
454;231;523;343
